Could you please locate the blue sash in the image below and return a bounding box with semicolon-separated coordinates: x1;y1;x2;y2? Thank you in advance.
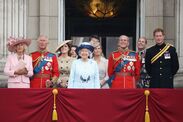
107;52;136;87
33;53;54;74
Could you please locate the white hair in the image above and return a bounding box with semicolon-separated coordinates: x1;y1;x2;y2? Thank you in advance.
78;49;93;59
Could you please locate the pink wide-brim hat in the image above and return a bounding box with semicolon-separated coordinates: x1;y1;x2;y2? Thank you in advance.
7;37;31;52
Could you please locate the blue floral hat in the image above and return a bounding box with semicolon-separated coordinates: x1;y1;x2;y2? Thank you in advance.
77;42;94;53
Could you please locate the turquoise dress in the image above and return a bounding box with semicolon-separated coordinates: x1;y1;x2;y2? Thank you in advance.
68;59;100;88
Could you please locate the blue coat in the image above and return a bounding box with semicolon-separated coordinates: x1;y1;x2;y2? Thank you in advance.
68;59;100;89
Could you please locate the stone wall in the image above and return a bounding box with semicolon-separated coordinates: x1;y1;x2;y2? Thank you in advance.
145;0;176;46
0;60;7;88
27;0;59;53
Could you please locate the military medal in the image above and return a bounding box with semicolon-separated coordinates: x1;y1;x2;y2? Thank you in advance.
132;66;135;71
129;62;133;66
164;52;171;59
47;62;51;67
143;68;147;73
127;66;131;70
124;66;126;70
49;57;53;62
45;66;49;70
142;58;145;63
41;67;44;72
45;56;53;62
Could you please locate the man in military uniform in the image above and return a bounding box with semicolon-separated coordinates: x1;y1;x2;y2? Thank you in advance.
108;35;141;88
145;28;179;88
30;35;59;88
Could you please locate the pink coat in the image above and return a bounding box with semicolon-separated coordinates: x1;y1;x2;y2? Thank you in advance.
4;53;33;83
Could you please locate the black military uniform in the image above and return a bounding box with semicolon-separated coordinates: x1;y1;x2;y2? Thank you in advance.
145;43;179;88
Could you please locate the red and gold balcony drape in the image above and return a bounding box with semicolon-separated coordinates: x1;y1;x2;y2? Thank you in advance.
0;88;183;122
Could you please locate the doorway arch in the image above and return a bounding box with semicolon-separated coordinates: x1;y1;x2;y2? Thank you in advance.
58;0;145;57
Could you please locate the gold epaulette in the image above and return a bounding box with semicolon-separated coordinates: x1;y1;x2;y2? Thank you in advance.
112;51;123;62
151;43;171;64
29;51;38;56
30;51;41;62
33;56;41;69
29;51;41;68
29;51;38;57
167;43;173;47
33;56;41;63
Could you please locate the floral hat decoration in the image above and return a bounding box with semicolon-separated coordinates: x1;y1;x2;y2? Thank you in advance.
7;36;31;52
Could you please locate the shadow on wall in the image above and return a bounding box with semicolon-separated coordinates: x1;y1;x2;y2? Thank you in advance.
0;80;7;88
0;59;8;88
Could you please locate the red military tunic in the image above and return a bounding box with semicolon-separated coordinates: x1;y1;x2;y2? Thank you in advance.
108;50;141;88
30;51;59;88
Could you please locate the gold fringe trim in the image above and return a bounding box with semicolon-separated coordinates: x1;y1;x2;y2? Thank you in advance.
144;90;150;122
151;43;171;64
52;89;58;121
33;57;41;69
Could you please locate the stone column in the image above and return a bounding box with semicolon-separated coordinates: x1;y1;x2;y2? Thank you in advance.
0;0;27;87
0;0;26;59
28;0;59;52
40;0;58;51
145;0;164;46
178;0;183;72
174;0;183;87
58;0;65;44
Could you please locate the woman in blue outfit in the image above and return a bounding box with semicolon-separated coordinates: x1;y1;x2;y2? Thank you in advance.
68;42;100;89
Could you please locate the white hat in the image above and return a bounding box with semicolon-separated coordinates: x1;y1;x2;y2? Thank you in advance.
55;40;72;52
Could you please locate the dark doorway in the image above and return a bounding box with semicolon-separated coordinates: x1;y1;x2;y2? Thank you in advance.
65;0;137;57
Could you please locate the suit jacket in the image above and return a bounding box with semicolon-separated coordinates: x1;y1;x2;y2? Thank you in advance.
4;53;33;83
145;43;179;88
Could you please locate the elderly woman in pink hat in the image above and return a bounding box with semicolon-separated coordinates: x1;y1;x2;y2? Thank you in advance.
4;37;33;88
